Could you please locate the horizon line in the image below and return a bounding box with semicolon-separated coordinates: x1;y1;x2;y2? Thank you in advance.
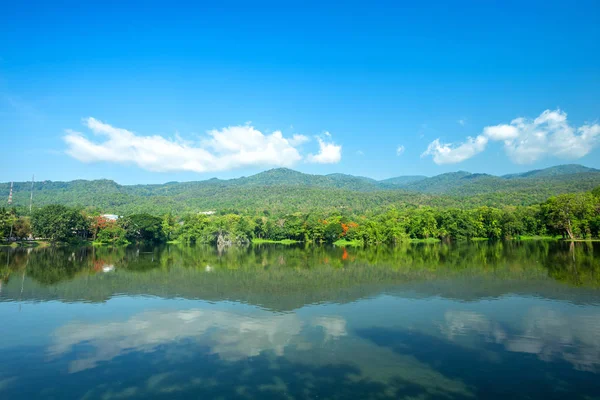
0;163;597;187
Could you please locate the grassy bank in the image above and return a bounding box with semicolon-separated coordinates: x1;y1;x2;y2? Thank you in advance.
333;239;363;247
252;238;299;245
516;235;561;241
1;240;51;248
409;238;441;243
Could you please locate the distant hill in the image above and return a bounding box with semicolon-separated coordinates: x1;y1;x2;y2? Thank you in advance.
231;168;382;191
2;164;600;214
399;165;600;195
379;175;427;186
503;164;600;179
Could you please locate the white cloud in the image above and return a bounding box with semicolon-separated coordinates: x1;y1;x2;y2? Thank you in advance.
503;110;600;164
422;109;600;165
421;135;488;165
457;119;466;126
306;135;342;164
482;124;519;141
64;118;339;172
289;134;310;146
396;145;405;156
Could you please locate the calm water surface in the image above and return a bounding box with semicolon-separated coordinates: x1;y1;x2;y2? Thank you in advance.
1;242;599;399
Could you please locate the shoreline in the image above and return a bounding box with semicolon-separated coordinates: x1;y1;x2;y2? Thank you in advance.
3;236;600;249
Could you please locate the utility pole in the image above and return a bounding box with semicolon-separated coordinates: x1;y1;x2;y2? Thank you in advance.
8;181;13;205
7;182;14;241
29;175;34;213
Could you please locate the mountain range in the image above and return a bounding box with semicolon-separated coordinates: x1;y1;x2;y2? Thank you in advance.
2;164;600;214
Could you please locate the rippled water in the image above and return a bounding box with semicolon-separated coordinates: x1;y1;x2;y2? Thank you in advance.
0;242;599;399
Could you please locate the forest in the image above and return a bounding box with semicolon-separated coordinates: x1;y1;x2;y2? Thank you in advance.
2;165;600;215
2;186;600;246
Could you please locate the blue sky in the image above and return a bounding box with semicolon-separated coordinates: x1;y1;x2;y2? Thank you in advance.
1;0;599;184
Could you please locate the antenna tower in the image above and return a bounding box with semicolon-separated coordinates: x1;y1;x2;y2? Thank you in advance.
7;182;13;205
29;175;34;212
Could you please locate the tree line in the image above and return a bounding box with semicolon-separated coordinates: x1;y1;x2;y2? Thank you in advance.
2;187;600;245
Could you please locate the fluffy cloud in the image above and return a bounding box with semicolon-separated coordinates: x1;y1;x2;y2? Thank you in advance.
289;134;310;146
482;124;519;141
422;109;600;165
503;110;600;164
306;135;342;164
64;118;340;172
396;145;405;156
421;135;488;165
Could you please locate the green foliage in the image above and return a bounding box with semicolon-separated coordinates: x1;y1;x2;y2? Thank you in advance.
119;214;165;243
166;189;600;245
6;166;600;246
13;216;32;240
3;165;600;215
0;208;17;240
542;193;597;239
252;238;298;244
96;224;128;245
31;205;89;243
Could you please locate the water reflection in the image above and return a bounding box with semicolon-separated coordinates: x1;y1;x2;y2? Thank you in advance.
442;308;600;372
42;303;475;399
1;241;600;306
0;242;599;399
50;309;305;372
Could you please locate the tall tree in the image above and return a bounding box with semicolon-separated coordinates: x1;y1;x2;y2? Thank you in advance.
31;205;89;242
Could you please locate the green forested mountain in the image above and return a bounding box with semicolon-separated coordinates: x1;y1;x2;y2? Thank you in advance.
399;171;600;196
502;164;599;179
2;164;600;214
235;168;382;191
378;175;428;186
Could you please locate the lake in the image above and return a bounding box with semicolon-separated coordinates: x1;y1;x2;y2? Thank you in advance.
1;241;599;399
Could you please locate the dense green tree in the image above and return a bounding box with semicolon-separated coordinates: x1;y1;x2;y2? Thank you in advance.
31;205;89;242
542;194;597;239
324;219;344;243
96;224;128;244
407;207;438;239
13;216;32;240
476;206;503;239
0;208;17;240
10;185;600;246
161;213;177;241
119;213;165;243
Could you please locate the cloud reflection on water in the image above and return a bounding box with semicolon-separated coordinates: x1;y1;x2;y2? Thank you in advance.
50;309;306;372
45;300;600;399
49;306;473;399
441;308;600;372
